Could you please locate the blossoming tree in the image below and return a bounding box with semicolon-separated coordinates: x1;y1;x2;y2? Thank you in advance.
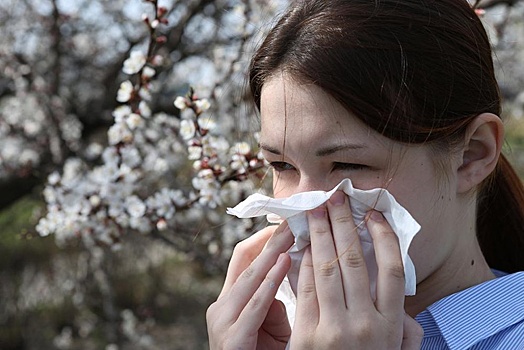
1;0;524;347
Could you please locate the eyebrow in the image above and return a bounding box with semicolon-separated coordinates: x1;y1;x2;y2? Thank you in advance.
259;143;366;156
315;143;366;156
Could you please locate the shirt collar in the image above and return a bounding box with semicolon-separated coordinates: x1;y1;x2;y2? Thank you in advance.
419;272;524;349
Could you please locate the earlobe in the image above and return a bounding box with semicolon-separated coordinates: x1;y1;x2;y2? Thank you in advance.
457;113;504;193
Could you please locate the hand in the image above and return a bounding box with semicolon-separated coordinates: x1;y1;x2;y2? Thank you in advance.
289;191;423;350
206;224;294;350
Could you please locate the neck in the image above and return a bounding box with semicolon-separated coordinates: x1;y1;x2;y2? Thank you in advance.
405;235;495;317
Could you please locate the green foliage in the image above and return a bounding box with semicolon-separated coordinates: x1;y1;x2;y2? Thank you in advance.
503;117;524;178
0;195;57;271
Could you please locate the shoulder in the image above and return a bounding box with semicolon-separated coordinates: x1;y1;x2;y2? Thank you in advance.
417;271;524;349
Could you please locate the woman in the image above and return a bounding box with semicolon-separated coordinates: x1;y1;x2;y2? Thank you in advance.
207;0;524;348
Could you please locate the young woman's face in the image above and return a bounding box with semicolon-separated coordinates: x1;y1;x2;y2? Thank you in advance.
259;75;464;284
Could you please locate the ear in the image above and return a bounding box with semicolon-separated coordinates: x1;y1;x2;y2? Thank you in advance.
457;113;504;193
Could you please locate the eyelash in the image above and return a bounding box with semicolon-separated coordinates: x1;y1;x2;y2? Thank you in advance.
269;162;296;172
269;162;367;172
332;162;367;171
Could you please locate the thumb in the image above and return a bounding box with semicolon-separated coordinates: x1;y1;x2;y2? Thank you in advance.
262;299;291;342
401;313;423;350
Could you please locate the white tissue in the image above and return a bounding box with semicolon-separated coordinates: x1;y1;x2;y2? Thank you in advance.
227;179;420;298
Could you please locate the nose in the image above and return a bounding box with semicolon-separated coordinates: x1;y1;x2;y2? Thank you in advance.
296;176;329;193
274;175;335;198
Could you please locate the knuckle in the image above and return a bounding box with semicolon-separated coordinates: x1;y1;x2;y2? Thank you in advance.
241;265;255;279
311;226;331;236
222;335;242;350
376;227;397;239
302;260;314;270
334;214;354;224
385;263;405;279
322;325;344;346
341;250;366;269
351;318;374;342
264;232;282;250
317;261;338;277
293;336;314;349
206;304;226;339
247;294;261;310
206;302;217;322
298;282;316;298
263;236;277;250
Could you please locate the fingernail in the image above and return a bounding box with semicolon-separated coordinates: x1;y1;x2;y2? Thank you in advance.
311;206;326;218
329;191;346;206
369;210;384;222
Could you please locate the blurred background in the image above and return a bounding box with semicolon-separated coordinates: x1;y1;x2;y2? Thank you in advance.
1;0;524;349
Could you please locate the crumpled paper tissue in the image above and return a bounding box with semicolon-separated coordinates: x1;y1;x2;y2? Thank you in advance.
227;179;421;300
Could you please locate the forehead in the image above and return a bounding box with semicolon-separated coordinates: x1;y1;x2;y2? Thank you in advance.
259;75;381;149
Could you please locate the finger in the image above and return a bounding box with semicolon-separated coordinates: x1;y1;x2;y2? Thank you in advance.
366;210;405;318
401;314;424;350
220;223;289;297
220;225;293;323
261;299;292;342
220;225;277;297
327;191;372;309
235;252;291;335
294;246;319;328
307;205;346;311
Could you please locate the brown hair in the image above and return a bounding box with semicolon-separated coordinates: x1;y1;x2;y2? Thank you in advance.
249;0;524;272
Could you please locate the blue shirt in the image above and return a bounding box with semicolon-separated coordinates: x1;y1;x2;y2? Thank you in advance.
416;271;524;349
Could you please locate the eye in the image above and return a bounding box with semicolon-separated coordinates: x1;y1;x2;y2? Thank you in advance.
269;161;296;172
332;162;367;171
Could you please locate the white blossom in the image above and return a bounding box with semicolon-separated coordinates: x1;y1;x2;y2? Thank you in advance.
232;141;251;155
23;120;41;136
108;123;133;145
117;81;134;103
122;51;147;75
187;146;202;160
174;96;187;110
89;195;101;207
129;216;151;233
113;105;132;121
138;101;151;118
156;219;168;231
85;142;104;160
192;160;202;170
20;149;39;165
146;188;180;220
126;195;146;218
138;87;152;101
126;113;144;130
151;55;163;66
195;98;211;111
197;115;216;131
48;171;61;185
142;66;156;79
62;158;83;183
153;158;168;172
230;154;247;172
198;168;215;181
120;146;142;168
202;135;229;158
180;119;196;140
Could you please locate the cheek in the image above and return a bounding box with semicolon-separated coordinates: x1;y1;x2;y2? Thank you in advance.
272;171;296;198
393;182;456;282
